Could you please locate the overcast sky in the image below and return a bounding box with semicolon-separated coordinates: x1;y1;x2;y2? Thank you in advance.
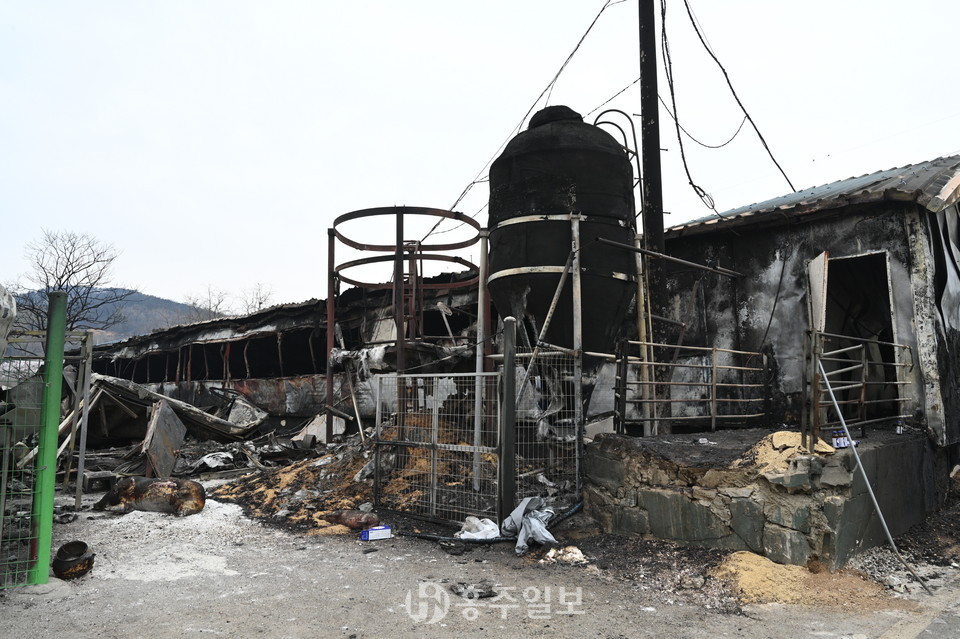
3;1;959;307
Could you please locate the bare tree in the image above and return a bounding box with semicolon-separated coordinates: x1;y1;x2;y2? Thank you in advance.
239;283;273;314
182;286;232;323
11;230;135;334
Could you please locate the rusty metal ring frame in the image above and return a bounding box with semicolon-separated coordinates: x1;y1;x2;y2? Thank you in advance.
331;206;481;290
332;206;481;252
337;253;479;289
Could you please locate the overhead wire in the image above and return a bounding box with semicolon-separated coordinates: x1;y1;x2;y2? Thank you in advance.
586;76;641;118
660;0;717;213
681;0;795;192
420;0;623;244
656;95;747;149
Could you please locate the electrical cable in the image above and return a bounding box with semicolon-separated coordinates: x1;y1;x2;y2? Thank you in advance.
421;0;624;244
656;96;747;149
756;245;790;354
586;77;641;118
681;0;796;192
660;0;717;213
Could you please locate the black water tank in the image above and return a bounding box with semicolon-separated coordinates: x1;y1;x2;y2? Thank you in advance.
487;105;636;355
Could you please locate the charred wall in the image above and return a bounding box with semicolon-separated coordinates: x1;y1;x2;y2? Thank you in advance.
924;204;960;445
664;203;936;438
90;272;484;420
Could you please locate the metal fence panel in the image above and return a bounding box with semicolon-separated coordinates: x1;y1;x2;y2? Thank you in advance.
1;336;46;588
512;348;581;515
373;372;501;523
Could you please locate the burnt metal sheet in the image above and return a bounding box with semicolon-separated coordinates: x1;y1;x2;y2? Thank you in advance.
144;400;186;478
92;374;266;441
669;155;960;237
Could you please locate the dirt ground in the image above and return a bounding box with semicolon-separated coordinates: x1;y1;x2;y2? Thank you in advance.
2;481;960;639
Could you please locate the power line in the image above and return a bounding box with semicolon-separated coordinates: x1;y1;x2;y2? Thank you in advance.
421;0;623;243
656;96;747;149
586;76;642;117
660;0;717;212
682;0;795;192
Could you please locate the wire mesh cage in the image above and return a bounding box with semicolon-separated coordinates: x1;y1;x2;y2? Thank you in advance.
512;347;581;515
373;372;501;523
1;335;45;588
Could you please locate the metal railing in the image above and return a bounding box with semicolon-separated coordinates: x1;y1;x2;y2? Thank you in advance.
615;340;767;433
806;331;914;441
370;318;583;524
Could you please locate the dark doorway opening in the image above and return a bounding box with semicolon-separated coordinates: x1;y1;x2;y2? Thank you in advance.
824;252;899;421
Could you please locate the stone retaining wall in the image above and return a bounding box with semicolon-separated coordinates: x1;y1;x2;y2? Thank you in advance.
584;432;946;569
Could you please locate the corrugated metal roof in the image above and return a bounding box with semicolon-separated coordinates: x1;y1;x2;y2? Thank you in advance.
667;155;960;236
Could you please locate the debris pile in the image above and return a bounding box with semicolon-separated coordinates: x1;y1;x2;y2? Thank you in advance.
849;469;960;592
210;435;372;534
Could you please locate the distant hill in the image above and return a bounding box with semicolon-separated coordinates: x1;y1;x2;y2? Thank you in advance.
95;289;208;343
8;288;228;346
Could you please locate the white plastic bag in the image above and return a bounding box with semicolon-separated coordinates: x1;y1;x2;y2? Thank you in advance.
455;516;501;540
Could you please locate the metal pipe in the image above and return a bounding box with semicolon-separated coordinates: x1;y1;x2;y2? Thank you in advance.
515;250;574;409
571;216;585;491
29;291;67;585
596;238;742;277
394;210;406;373
498;317;517;523
73;332;94;508
326;228;336;443
472;230;489;491
817;358;932;596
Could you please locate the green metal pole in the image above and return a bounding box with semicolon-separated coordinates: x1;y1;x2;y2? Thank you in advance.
29;291;67;585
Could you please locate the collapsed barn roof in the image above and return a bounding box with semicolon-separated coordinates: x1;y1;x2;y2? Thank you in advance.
667;154;960;238
93;269;478;358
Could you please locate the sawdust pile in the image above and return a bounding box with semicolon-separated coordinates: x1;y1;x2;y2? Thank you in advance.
712;551;904;610
734;431;835;473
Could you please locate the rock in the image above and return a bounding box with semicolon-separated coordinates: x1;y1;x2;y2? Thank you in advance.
450;579;497;599
358;502;374;513
763;524;810;565
679;575;705;589
540;546;588;565
720;486;755;499
729;499;764;552
323;510;379;530
819;465;853;488
613;507;650;536
438;539;466;555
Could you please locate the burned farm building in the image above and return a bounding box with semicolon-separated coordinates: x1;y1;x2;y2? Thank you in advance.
84;109;960;570
586;154;960;568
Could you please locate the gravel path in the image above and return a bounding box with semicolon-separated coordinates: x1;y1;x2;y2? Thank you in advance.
2;491;956;639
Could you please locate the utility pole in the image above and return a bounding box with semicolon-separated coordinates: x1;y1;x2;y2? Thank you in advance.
639;0;665;323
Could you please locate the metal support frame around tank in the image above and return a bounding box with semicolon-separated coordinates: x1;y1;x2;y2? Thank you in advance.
497;316;517;522
570;216;584;492
325;206;483;441
472;230;489;491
